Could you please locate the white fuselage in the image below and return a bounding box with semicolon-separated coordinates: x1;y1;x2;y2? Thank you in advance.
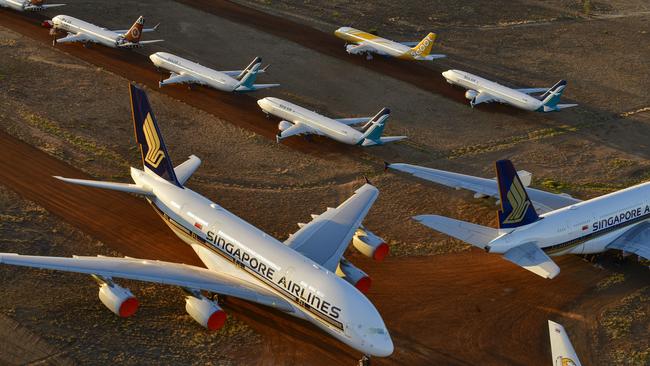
149;52;240;92
0;0;31;11
442;69;543;111
334;27;410;57
257;97;365;145
489;182;650;256
130;168;393;357
51;15;124;48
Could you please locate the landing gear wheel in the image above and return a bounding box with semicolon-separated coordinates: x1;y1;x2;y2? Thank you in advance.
365;53;373;61
358;355;371;366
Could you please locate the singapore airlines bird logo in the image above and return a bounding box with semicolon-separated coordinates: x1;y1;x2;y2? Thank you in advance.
143;113;165;168
502;177;530;224
557;357;577;366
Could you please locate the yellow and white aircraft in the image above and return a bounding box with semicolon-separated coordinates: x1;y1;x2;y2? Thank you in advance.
334;27;445;61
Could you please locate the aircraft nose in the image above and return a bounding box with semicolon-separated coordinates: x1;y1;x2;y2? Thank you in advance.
442;70;451;79
257;98;269;110
372;332;394;357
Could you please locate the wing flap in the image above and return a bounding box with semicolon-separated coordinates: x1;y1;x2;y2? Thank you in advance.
56;33;90;44
502;242;560;279
516;88;547;94
0;253;293;312
413;215;502;249
335;117;371;125
159;73;195;86
285;184;378;271
278;122;313;139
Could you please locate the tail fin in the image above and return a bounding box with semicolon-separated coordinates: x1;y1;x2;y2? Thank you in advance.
129;84;181;187
410;33;436;58
495;160;539;228
539;80;567;108
359;108;390;141
236;56;262;80
124;16;145;43
548;320;582;366
236;59;262;90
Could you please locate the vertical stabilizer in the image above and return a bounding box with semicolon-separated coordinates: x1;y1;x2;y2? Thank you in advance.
124;16;145;43
495;160;539;228
129;84;181;187
539;80;567;108
409;33;436;58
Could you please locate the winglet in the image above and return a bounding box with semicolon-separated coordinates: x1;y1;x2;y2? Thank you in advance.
548;320;582;365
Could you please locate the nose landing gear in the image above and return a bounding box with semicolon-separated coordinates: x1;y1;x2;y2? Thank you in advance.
358;355;371;366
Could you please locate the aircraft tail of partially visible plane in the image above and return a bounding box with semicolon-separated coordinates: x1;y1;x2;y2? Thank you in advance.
409;33;436;58
234;57;279;92
357;108;405;145
495;159;539;228
124;16;145;43
538;80;578;112
548;320;582;366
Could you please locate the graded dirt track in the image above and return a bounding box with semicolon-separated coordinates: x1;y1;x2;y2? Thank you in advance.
0;128;620;365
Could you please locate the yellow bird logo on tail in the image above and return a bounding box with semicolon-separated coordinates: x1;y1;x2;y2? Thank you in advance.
502;178;530;225
143;113;165;168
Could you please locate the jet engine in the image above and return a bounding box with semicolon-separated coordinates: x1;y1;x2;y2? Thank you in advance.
336;258;371;293
345;44;362;55
185;294;227;331
97;282;139;317
278;120;293;132
41;20;53;28
465;90;478;100
352;227;389;261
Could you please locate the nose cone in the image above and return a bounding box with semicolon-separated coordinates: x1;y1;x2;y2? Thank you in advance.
149;53;159;64
257;98;270;111
369;331;394;357
442;70;452;79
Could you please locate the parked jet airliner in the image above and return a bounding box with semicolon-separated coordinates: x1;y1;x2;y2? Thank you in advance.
549;320;582;366
0;0;64;11
42;15;162;48
258;97;407;146
0;85;393;360
334;27;445;60
150;52;279;93
442;69;577;112
387;160;650;279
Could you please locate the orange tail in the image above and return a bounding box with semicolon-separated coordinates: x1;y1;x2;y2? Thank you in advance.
124;16;145;43
31;0;45;5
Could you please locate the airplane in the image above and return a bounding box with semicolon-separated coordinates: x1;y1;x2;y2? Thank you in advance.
441;69;578;112
0;84;394;360
42;15;162;48
257;97;407;146
386;160;650;279
149;52;279;93
334;27;445;61
548;320;581;366
0;0;64;11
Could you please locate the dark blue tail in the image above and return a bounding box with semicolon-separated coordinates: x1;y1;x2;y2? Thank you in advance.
129;84;181;187
495;160;539;228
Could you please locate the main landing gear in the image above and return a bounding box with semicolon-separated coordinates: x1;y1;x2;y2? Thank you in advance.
358;355;371;366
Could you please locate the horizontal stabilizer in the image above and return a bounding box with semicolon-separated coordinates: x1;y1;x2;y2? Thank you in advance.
54;176;154;196
413;215;503;249
174;155;201;185
378;136;408;144
236;83;280;92
502;242;560;279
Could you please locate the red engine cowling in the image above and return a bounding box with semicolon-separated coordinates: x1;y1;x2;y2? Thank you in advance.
41;20;53;28
278;120;293;132
185;294;227;331
352;227;389;261
336;258;371;293
98;283;139;317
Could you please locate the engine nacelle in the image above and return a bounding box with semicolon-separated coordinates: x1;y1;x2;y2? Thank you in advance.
278;120;293;132
98;283;139;317
352;227;389;261
336;258;371;293
465;89;478;100
345;44;362;55
185;294;227;331
41;20;53;28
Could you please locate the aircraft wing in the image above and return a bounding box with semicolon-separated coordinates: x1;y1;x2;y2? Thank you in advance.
502;242;560;279
548;320;582;366
0;253;293;312
284;184;378;272
159;72;197;86
606;221;650;260
278;122;315;139
516;88;547;94
335;117;371;125
119;40;164;48
56;33;92;44
387;163;581;213
471;91;501;106
413;215;502;249
25;4;66;10
222;67;268;78
112;24;160;34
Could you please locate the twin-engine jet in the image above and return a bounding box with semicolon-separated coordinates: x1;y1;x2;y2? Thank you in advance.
334;27;445;61
548;320;582;366
42;15;162;48
0;0;64;11
442;69;578;112
257;97;407;146
387;160;650;279
150;52;279;93
0;85;394;359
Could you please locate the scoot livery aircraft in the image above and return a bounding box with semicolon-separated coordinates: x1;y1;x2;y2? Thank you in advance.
334;27;445;61
150;52;279;93
442;69;578;112
0;0;64;11
387;160;650;279
258;97;407;146
0;85;393;359
548;320;582;366
42;15;162;48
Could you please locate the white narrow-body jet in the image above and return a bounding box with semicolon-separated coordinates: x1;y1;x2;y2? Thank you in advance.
387;160;650;279
42;15;162;48
548;320;582;366
257;97;407;146
442;69;578;112
334;27;445;61
150;52;279;93
0;85;394;360
0;0;64;11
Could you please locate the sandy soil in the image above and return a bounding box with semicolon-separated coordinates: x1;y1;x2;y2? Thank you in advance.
0;0;648;364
